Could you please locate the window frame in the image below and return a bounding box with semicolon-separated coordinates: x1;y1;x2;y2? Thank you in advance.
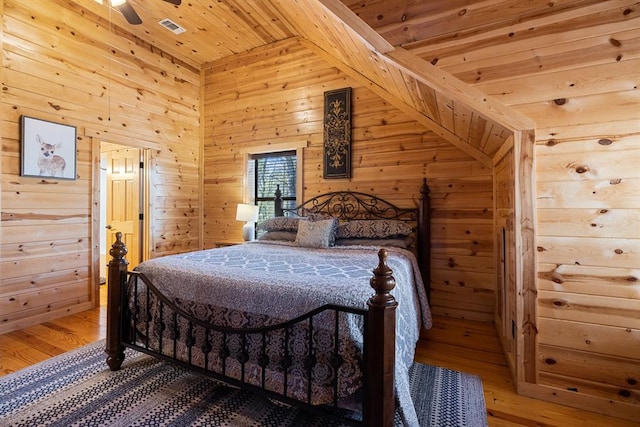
240;140;306;214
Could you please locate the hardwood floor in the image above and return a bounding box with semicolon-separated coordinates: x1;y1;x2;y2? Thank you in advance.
0;287;636;426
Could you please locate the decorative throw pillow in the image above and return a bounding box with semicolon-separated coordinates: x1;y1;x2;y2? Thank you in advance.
336;220;413;239
295;218;337;248
257;217;301;232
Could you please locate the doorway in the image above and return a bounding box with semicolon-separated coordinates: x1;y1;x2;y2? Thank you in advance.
99;142;144;288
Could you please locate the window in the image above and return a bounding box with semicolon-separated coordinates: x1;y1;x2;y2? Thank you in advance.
247;150;297;226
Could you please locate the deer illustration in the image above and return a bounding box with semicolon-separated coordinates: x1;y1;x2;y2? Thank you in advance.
37;134;67;177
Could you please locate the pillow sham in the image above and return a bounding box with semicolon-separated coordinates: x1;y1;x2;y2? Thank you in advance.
257;216;301;232
295;218;337;248
336;220;413;239
258;231;297;242
334;236;414;249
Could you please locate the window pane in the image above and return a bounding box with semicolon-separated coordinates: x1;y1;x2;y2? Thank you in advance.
252;151;297;225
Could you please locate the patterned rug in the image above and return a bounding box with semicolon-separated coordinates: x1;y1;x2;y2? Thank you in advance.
0;340;487;427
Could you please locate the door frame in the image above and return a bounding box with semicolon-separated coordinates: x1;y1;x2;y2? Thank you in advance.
91;137;151;307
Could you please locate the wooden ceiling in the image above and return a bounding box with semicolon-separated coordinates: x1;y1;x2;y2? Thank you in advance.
78;0;570;164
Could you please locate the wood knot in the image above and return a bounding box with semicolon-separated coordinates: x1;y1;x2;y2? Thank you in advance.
552;299;567;307
609;38;622;47
553;98;567;105
618;390;631;398
614;249;623;254
598;138;612;145
574;165;589;174
546;139;557;146
544;358;556;365
627;378;637;386
610;178;622;185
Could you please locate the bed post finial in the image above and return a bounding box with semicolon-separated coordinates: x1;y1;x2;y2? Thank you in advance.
365;248;397;426
370;248;396;304
110;232;128;261
274;184;283;217
106;232;129;371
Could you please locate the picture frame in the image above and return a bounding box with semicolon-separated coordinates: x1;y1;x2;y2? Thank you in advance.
323;87;352;179
21;115;77;180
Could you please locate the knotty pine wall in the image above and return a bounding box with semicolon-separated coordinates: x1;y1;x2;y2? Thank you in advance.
202;38;496;323
0;0;201;333
424;9;640;417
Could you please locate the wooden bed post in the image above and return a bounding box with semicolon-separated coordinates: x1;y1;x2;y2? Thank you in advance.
418;177;431;301
105;232;128;371
365;248;397;427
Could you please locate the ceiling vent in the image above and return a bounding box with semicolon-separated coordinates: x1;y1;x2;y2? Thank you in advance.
158;18;186;34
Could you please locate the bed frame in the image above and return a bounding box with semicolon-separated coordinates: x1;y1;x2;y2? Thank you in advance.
105;179;430;427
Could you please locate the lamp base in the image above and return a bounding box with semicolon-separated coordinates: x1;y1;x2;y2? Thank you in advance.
242;222;255;241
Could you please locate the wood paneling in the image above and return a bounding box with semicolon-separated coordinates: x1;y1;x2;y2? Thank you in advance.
0;0;201;333
354;0;640;418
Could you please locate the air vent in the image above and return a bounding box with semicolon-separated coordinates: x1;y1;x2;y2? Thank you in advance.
158;18;186;34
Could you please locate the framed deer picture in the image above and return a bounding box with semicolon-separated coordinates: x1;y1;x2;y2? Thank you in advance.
20;116;77;180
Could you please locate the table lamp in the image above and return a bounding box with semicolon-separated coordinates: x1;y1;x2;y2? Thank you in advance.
236;203;259;241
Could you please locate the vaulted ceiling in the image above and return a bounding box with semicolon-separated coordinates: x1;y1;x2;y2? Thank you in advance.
79;0;595;165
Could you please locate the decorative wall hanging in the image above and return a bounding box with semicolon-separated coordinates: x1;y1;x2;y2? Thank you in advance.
323;87;352;179
21;115;77;180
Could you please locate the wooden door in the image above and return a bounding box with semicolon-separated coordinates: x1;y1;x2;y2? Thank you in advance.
105;147;141;269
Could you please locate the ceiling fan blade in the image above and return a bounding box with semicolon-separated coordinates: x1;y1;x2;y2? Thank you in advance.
116;1;142;25
163;0;181;5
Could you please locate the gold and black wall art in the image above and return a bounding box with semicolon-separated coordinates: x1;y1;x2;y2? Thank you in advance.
323;87;352;179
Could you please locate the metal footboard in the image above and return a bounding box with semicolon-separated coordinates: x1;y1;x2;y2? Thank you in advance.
120;270;368;425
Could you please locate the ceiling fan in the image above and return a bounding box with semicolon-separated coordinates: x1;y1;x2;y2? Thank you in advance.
111;0;182;25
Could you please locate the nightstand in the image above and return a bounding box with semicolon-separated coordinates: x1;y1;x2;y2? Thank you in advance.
215;240;245;248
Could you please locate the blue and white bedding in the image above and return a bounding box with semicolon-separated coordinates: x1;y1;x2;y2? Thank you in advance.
131;241;431;425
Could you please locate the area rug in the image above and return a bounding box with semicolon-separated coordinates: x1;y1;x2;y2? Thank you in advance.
0;340;487;427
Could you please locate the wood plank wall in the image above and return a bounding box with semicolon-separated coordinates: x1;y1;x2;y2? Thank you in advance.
202;38;496;322
0;0;201;333
422;3;640;417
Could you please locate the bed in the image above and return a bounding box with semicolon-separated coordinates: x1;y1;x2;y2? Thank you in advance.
105;179;431;426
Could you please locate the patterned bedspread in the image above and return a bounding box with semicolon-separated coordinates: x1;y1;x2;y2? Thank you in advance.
130;241;431;425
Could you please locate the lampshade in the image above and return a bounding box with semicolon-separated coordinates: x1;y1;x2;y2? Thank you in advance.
236;204;259;222
236;204;259;241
